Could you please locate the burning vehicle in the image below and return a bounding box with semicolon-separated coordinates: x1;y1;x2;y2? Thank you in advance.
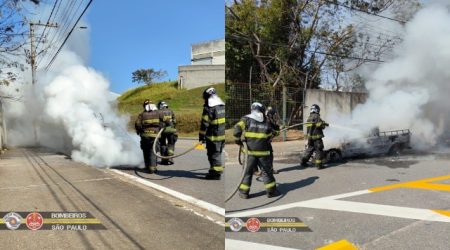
324;128;412;163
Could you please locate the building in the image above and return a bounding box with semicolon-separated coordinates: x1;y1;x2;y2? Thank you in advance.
178;39;225;89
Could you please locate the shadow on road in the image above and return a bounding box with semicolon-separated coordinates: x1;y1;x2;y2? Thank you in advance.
155;168;209;180
226;176;319;214
278;176;319;195
226;193;284;214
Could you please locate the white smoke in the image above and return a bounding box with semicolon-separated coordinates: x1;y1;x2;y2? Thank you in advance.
324;4;450;149
1;22;143;168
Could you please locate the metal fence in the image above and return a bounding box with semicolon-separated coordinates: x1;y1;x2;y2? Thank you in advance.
226;82;305;129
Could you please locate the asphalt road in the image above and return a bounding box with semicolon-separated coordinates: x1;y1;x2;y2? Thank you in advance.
116;139;225;208
0;147;224;250
225;141;450;250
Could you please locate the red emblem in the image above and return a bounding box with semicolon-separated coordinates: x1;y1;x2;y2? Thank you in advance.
26;212;44;230
246;217;260;232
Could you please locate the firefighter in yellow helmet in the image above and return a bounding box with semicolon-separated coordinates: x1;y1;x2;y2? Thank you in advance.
135;99;163;173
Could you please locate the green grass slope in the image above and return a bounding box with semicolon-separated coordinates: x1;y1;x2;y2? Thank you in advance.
118;81;225;136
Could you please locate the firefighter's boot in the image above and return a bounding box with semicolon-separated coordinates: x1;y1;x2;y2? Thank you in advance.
205;171;221;180
267;187;281;198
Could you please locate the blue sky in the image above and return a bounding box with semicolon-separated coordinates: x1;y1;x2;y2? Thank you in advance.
86;0;224;93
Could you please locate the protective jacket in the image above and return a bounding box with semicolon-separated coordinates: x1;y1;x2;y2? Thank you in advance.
199;104;225;142
305;113;328;140
234;115;278;156
160;107;177;133
135;110;163;138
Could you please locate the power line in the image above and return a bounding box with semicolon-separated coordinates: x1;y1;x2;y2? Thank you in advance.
228;33;385;63
324;0;406;24
37;0;83;68
45;0;93;70
36;0;58;48
41;0;82;67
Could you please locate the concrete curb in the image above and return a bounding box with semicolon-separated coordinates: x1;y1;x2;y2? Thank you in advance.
109;169;225;217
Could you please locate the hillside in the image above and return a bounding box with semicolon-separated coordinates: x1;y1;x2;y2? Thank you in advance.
118;81;225;136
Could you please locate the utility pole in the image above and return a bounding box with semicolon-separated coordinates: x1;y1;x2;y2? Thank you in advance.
282;84;287;141
29;22;58;146
29;22;58;85
248;66;252;105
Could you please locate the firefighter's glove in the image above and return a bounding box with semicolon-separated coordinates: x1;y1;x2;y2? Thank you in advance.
324;122;329;127
199;134;206;143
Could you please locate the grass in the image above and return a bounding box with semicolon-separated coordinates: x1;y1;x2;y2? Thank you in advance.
118;81;225;137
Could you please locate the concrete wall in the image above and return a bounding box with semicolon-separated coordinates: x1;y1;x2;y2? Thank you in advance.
178;65;225;90
191;39;225;65
303;89;367;131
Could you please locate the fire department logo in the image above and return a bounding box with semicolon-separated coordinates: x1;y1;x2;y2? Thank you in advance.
228;218;244;232
26;212;44;230
246;217;261;232
3;212;22;230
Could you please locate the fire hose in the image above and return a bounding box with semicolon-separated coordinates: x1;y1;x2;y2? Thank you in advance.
152;128;202;160
279;122;305;133
226;122;305;202
225;141;248;202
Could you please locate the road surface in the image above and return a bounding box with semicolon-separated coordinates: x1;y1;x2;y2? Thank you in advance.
225;141;450;250
0;147;224;250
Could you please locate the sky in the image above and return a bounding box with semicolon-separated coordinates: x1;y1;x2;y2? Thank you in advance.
85;0;224;93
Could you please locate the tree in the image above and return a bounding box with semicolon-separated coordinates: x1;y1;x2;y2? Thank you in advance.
225;0;420;91
131;68;168;85
0;0;40;87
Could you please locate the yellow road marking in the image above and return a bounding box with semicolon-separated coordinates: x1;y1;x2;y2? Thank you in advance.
433;210;450;218
316;239;358;250
369;174;450;192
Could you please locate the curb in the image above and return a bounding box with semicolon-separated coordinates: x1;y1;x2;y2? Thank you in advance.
109;169;225;217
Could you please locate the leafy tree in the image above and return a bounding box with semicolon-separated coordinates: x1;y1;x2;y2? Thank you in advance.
226;0;420;91
131;68;168;85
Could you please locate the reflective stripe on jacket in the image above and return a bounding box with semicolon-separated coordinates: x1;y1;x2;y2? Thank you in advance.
305;113;327;140
199;104;226;142
135;110;163;138
160;108;177;133
233;116;276;156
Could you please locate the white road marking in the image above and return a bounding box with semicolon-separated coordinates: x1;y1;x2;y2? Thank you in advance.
109;169;225;222
227;188;450;223
225;239;299;250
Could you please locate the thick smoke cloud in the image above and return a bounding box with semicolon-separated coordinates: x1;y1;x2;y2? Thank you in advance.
1;23;143;167
325;5;450;149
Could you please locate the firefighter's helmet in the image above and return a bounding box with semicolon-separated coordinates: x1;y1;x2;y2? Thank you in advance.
158;100;168;109
251;102;266;114
202;87;216;100
143;99;151;108
310;104;320;114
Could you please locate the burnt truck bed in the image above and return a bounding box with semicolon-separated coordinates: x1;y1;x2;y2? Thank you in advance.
325;129;412;162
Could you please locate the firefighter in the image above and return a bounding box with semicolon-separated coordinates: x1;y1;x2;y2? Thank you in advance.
135;99;163;173
266;106;281;174
234;102;281;199
158;100;177;165
301;104;329;169
199;87;226;180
